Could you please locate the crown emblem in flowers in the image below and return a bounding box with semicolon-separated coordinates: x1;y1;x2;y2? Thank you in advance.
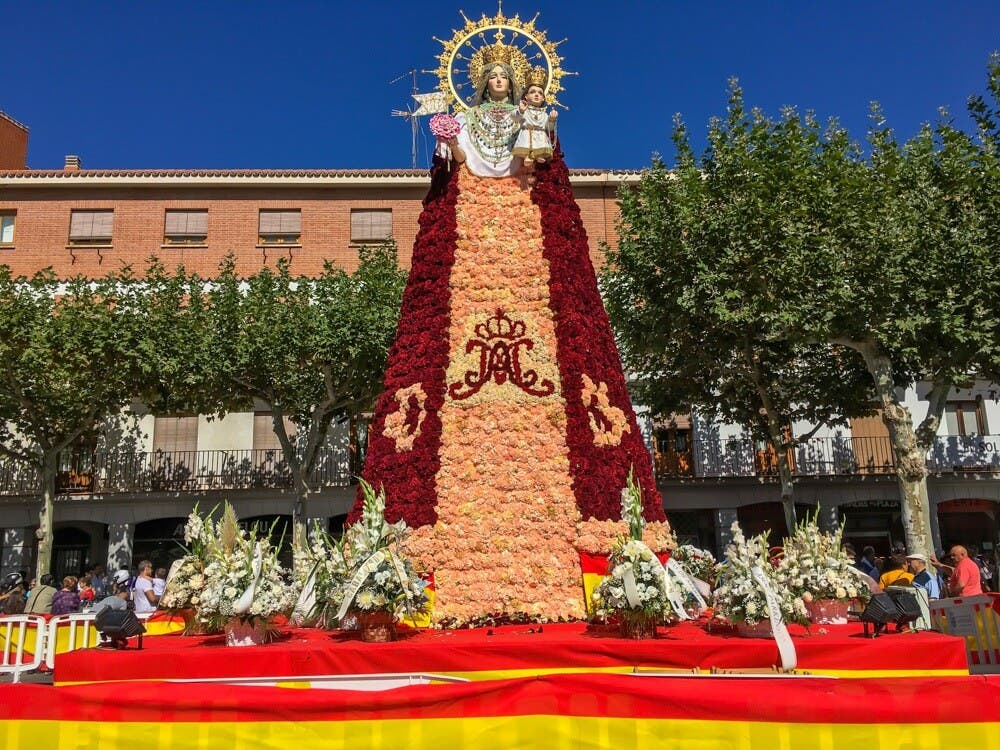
475;308;526;341
449;308;555;400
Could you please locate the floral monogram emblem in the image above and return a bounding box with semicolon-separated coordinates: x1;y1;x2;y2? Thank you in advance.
383;383;428;452
581;374;631;447
449;309;556;401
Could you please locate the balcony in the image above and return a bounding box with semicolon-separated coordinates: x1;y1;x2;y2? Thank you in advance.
2;435;998;497
659;434;1000;480
0;448;352;498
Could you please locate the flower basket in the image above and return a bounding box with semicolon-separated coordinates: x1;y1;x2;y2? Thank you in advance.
618;609;659;640
224;617;273;647
735;619;773;639
355;610;396;643
804;597;849;625
179;609;208;636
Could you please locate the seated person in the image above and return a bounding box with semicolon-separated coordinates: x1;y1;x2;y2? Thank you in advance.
906;553;940;599
879;556;914;589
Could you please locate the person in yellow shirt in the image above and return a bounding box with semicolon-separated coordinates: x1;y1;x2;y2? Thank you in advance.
879;556;914;589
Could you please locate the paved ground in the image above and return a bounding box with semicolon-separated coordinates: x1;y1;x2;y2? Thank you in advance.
0;671;54;684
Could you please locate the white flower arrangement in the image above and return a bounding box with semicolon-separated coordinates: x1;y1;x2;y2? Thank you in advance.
671;545;718;588
195;503;299;633
712;521;807;626
775;514;868;605
593;468;679;628
291;525;352;627
592;539;673;619
331;480;428;623
160;504;216;614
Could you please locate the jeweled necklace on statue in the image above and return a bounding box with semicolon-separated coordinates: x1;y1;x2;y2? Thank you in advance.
466;100;520;165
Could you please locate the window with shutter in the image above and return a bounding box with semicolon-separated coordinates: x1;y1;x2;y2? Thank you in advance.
258;210;301;245
0;212;14;245
253;413;297;452
68;210;114;246
152;416;199;454
164;210;208;245
944;401;985;436
350;209;392;243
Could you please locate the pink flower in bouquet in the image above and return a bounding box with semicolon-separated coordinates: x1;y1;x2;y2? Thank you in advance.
430;113;461;141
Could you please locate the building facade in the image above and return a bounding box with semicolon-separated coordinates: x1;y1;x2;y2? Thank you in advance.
1;112;997;578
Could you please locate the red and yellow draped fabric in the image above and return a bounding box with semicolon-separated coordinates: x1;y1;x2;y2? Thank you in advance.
53;622;970;685
352;149;670;623
3;673;998;749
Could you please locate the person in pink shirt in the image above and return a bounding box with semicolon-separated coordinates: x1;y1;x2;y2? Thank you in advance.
936;545;984;597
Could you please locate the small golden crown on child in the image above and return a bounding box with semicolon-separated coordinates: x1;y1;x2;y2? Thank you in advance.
524;66;549;90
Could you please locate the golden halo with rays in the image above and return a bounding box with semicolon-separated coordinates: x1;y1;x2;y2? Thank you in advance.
433;5;574;110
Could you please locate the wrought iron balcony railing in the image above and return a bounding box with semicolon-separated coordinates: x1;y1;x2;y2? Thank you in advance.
2;435;998;497
0;448;352;497
657;434;1000;480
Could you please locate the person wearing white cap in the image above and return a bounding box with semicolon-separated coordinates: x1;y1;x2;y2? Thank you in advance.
906;553;940;599
92;575;132;615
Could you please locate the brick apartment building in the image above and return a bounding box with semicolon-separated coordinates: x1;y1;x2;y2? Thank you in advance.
1;110;998;578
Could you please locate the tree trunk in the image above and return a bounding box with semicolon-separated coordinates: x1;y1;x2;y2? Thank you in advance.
776;448;797;535
291;470;309;550
270;406;311;550
35;453;58;579
742;340;797;535
852;341;934;557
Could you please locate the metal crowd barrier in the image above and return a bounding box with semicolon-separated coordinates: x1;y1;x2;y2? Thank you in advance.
1;610;158;680
0;615;47;683
929;593;1000;674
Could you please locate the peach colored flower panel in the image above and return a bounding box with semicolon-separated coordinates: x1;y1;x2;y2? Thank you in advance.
413;167;585;623
580;374;631;447
576;518;677;556
382;383;428;452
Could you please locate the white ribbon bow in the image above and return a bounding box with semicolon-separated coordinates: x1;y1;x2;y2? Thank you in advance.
750;565;797;671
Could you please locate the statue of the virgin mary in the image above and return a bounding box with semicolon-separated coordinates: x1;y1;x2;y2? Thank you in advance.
351;10;673;624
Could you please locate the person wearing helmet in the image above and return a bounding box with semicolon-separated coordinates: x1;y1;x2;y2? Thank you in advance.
0;572;27;614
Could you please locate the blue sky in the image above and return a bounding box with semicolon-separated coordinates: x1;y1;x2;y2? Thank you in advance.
3;1;999;171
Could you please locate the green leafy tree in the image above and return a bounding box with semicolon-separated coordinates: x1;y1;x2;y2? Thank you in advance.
610;63;1000;556
605;84;873;533
203;244;407;545
0;269;144;577
785;74;1000;555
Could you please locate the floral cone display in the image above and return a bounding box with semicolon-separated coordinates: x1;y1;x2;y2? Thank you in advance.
350;148;671;625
